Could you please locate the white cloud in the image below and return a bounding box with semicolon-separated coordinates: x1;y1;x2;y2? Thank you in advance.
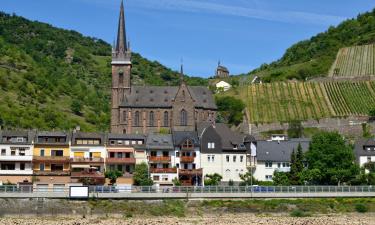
130;0;345;26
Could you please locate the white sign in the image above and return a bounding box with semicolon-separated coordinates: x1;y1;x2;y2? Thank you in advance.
69;186;89;198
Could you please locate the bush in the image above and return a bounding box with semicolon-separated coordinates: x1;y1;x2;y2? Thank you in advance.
290;209;310;217
355;203;368;213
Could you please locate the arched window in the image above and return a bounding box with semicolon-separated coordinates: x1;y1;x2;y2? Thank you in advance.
163;111;169;127
123;111;127;122
149;111;154;127
123;129;126;134
134;111;140;127
180;109;187;126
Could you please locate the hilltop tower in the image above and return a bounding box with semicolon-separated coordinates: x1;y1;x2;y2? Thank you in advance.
111;0;132;133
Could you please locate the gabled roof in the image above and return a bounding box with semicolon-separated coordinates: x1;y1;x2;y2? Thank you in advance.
0;130;35;145
354;138;375;159
120;86;217;109
107;133;146;140
35;131;70;145
146;134;174;150
172;131;199;147
214;123;247;151
256;139;310;162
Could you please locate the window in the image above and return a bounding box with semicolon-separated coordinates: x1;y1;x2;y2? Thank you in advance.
207;155;211;162
211;155;215;162
180;109;187;126
39;164;45;171
265;162;273;168
233;156;237;162
20;163;25;170
153;176;160;181
277;163;281;168
40;149;45;157
176;152;180;157
1;149;6;156
11;149;16;156
163;111;169;127
368;157;372;162
240;156;244;162
182;139;194;149
208;142;215;149
265;175;273;180
123;111;127;122
1;163;15;170
51;150;64;157
110;140;115;145
124;140;130;145
19;148;26;156
192;164;196;169
162;175;168;181
226;155;230;162
149;111;155;127
137;141;143;145
132;141;136;145
16;137;24;142
134;111;140;127
176;163;179;168
51;164;64;171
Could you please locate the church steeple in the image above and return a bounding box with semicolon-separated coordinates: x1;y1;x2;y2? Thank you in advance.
180;63;184;83
116;0;127;53
112;0;131;64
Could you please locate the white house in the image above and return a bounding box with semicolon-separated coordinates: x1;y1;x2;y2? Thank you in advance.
355;138;375;173
215;81;231;92
253;138;310;182
0;131;34;184
146;134;177;186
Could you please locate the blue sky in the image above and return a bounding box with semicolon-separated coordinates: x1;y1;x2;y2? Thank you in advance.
1;0;374;77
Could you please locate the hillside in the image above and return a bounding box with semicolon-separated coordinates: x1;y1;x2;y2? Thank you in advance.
227;81;375;124
329;44;375;77
248;8;375;82
0;12;207;131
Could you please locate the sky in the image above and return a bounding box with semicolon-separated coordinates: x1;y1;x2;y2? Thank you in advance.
1;0;374;77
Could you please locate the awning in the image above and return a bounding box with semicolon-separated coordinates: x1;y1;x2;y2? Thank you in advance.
71;164;90;168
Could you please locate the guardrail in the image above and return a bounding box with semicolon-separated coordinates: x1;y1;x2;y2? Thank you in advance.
0;185;374;199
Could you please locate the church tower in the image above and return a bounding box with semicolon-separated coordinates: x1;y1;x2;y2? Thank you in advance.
111;0;132;133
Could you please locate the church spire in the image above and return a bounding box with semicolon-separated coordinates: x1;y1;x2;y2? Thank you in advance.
116;0;127;53
180;60;184;83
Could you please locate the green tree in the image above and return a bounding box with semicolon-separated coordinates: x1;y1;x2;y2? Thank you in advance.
133;162;153;186
204;173;223;186
305;131;359;185
273;171;290;185
105;170;123;185
71;99;83;116
215;96;245;126
288;120;303;138
239;167;258;186
172;177;181;186
369;108;375;117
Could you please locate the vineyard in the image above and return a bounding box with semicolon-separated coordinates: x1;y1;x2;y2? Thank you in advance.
329;44;375;77
229;81;375;124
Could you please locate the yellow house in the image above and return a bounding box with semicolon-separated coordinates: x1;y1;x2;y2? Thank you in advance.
32;131;71;189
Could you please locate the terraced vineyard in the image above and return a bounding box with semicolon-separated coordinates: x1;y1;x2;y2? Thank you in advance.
231;81;375;124
329;44;375;77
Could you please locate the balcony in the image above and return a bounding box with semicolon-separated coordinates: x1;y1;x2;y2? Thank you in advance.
34;170;70;176
33;156;70;163
180;156;195;163
0;170;33;175
275;167;290;173
70;157;104;164
70;171;105;178
150;168;177;173
179;169;203;175
149;156;171;163
0;155;33;161
106;157;136;164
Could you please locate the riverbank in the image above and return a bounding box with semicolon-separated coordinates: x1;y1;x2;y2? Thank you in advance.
0;213;374;225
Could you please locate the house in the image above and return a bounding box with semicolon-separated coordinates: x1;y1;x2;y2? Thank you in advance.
199;123;252;184
70;131;106;185
146;134;177;186
254;138;310;182
0;130;34;185
354;138;375;172
215;81;231;92
173;131;202;186
106;133;146;184
32;131;71;189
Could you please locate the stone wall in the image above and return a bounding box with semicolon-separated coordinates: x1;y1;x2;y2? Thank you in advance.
245;116;375;139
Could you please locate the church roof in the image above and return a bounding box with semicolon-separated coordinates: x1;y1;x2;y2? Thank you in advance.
120;86;217;109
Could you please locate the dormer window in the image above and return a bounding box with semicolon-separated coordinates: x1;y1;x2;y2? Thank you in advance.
16;137;24;142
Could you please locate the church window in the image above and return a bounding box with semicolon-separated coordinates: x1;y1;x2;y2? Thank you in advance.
180;109;187;126
163;111;169;127
149;111;155;127
134;111;140;127
123;111;127;122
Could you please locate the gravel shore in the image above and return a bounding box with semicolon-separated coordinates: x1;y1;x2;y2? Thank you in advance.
1;213;374;225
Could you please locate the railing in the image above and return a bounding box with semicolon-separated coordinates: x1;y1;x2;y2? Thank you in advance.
148;156;171;162
150;168;177;173
33;170;70;176
70;171;105;178
180;156;195;163
70;157;104;163
106;157;136;164
179;169;203;175
0;185;375;194
33;156;70;162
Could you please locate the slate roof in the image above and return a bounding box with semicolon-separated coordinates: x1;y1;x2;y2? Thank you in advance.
354;138;375;160
172;131;199;147
120;86;217;109
146;134;174;150
214;123;247;151
256;139;310;162
0;130;35;144
107;133;147;140
35;131;70;145
71;131;105;146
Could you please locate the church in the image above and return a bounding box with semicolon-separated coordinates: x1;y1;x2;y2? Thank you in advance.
111;1;217;134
